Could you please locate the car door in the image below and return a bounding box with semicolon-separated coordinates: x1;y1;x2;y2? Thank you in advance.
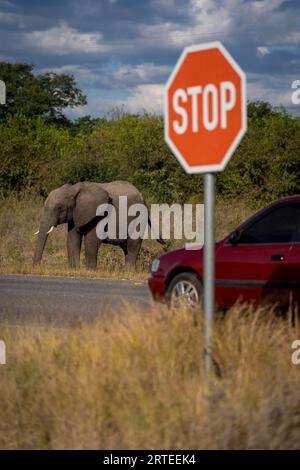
216;201;300;307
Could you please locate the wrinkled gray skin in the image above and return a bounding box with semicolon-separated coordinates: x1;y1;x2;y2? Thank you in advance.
33;181;153;270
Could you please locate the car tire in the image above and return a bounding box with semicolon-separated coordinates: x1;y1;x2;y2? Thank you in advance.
166;272;202;308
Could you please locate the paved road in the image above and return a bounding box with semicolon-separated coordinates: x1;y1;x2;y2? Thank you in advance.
0;275;151;324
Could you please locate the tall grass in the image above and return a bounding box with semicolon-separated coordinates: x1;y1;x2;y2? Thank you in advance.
0;196;254;278
0;303;299;449
0;195;158;278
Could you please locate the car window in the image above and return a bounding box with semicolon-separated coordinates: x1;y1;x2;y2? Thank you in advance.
239;203;300;244
294;217;300;242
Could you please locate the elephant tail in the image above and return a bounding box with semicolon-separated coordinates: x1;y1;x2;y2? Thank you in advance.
147;213;167;248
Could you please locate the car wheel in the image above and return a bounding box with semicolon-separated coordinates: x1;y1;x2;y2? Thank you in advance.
166;272;202;309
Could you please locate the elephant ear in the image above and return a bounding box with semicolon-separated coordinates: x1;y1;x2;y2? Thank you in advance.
73;183;110;228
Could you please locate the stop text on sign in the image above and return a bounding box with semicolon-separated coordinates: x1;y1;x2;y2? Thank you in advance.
173;81;236;134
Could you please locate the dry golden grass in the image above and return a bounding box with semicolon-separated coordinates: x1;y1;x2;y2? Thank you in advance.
0;196;160;279
0;196;255;279
0;303;299;449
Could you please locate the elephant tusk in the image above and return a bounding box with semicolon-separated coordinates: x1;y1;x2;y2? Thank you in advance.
46;226;54;234
33;230;40;235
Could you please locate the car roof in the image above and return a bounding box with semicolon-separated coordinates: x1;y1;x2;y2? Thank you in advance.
254;194;300;212
272;194;300;203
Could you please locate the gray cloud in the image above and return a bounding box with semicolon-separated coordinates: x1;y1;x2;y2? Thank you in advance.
0;0;299;116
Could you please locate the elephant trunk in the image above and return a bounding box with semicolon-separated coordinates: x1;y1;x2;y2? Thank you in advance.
33;217;56;265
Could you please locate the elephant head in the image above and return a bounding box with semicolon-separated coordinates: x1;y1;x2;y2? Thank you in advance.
33;182;110;265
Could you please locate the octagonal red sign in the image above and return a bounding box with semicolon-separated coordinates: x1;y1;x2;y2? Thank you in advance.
165;42;247;174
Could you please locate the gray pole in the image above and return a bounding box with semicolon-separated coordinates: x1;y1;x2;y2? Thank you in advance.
203;172;215;374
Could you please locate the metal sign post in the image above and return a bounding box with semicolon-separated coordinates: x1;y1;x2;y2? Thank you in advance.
203;173;215;374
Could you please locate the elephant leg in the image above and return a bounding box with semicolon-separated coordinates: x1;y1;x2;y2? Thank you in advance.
84;229;100;270
67;223;82;268
123;238;142;269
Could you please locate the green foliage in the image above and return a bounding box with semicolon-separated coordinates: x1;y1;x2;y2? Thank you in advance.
62;112;203;203
0;114;74;196
217;102;300;205
0;99;299;206
0;62;86;122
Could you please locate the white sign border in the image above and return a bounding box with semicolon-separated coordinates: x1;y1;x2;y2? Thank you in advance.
164;41;247;174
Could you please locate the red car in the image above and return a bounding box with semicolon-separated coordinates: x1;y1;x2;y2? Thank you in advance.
148;195;300;308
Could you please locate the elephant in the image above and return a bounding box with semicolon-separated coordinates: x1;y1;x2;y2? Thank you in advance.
33;180;164;270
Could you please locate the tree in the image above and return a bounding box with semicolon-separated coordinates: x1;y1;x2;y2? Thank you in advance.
0;62;87;122
247;101;274;121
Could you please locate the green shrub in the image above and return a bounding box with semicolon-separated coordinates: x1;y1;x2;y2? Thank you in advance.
0;103;299;207
0;114;74;196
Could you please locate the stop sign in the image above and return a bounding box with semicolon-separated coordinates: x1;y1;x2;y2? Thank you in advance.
165;42;247;173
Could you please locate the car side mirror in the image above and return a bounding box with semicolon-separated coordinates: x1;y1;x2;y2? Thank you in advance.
229;229;241;245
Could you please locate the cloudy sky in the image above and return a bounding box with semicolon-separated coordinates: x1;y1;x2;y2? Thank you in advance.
0;0;299;117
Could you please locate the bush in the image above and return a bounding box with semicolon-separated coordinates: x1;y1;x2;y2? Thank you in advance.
0;103;299;206
0;114;74;197
217;103;300;205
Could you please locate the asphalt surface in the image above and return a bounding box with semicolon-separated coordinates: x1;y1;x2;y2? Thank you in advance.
0;275;151;323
